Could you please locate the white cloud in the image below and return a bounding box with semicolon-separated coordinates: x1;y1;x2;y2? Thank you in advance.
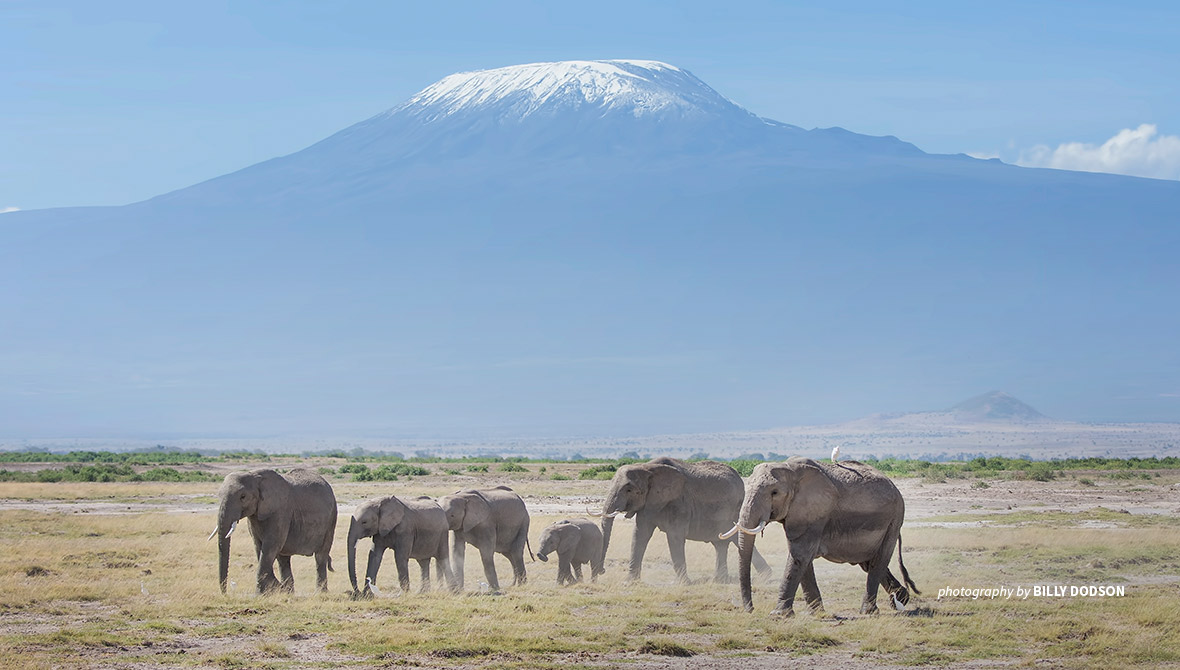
1017;124;1180;180
0;207;19;214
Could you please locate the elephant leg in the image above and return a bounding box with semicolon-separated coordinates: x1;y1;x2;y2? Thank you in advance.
572;562;584;583
773;539;819;617
665;532;690;584
557;554;571;585
628;520;657;581
860;530;899;614
365;546;386;595
478;545;500;592
712;541;731;584
800;561;824;613
417;559;432;593
394;552;412;593
256;543;282;594
452;531;466;591
863;540;896;613
277;555;295;593
314;549;330;593
878;568;909;606
436;547;458;593
506;544;528;586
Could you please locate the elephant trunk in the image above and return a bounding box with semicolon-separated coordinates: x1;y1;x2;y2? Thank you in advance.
347;516;362;593
737;529;756;611
599;514;615;568
736;491;770;612
216;504;237;594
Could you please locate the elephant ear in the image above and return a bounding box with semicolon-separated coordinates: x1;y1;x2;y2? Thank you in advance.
557;523;582;555
461;493;491;533
255;470;291;521
378;497;406;536
644;464;685;508
781;461;838;524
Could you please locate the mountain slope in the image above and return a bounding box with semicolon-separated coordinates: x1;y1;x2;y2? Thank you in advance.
1;60;1178;438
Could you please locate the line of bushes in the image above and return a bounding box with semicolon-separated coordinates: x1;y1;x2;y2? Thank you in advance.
0;465;218;483
338;463;431;482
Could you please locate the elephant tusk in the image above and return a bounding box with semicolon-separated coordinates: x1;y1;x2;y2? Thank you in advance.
225;520;238;539
718;523;739;539
207;527;218;542
737;521;766;536
587;508;601;516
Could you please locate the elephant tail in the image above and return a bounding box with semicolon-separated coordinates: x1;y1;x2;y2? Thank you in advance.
897;534;919;594
327;555;334;572
525;536;535;562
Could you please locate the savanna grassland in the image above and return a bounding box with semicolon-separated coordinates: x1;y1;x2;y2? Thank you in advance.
1;454;1179;669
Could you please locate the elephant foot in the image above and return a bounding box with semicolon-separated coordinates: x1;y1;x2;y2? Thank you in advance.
770;606;796;618
741;601;754;613
806;600;825;614
860;602;879;615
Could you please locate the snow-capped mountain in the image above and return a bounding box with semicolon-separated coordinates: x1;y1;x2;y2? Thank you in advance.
148;60;919;209
1;60;1178;439
397;60;753;122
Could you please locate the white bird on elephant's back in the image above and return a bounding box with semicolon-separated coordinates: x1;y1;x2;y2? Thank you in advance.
831;445;841;463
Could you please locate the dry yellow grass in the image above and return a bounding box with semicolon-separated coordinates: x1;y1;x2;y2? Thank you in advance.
0;474;1178;668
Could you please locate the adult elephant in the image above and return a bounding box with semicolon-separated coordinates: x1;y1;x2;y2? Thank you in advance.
347;495;456;596
210;468;337;594
596;457;771;583
724;457;919;616
438;486;532;591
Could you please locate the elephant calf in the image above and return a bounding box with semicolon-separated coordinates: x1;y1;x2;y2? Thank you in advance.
536;519;605;585
347;495;457;596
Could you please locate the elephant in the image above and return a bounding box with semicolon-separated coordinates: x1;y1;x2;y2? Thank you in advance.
595;457;772;583
210;468;337;595
536;518;605;585
438;486;532;591
347;495;457;596
725;457;920;616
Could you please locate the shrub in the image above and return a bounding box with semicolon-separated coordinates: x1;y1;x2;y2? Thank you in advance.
499;463;527;473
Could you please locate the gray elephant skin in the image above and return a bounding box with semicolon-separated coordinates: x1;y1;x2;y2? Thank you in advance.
347;495;457;596
212;468;337;594
728;457;919;616
536;518;605;585
598;457;772;583
439;486;532;591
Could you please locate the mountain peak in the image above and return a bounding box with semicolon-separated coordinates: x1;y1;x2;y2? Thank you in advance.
948;391;1048;423
390;59;753;124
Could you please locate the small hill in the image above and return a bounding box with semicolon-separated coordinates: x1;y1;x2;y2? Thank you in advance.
947;391;1048;423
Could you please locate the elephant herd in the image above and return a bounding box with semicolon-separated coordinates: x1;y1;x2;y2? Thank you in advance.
209;456;919;616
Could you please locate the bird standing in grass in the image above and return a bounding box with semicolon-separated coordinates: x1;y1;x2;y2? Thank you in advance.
365;576;382;597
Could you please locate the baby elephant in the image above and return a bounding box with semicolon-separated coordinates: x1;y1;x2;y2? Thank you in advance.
536;519;605;585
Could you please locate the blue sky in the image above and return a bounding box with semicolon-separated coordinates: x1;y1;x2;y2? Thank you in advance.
2;0;1179;210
